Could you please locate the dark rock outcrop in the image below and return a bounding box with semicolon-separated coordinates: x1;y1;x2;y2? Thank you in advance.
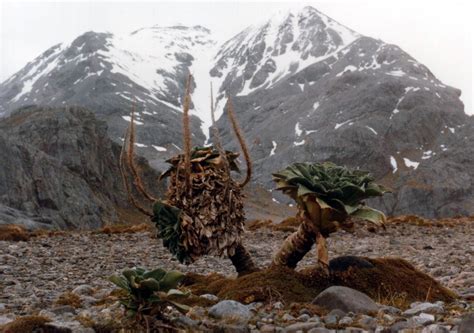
0;106;162;229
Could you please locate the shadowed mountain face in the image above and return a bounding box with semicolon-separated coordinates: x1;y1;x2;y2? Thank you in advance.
0;6;472;218
0;106;162;229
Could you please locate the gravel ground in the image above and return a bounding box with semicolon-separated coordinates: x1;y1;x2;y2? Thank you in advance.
0;217;473;332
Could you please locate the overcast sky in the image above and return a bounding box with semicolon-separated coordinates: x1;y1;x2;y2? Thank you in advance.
0;0;472;114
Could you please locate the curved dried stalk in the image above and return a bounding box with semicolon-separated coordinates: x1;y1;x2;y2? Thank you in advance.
119;125;153;217
127;104;157;203
182;74;193;192
226;97;252;188
210;83;231;184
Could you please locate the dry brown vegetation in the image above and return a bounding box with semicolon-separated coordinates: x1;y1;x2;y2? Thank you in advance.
55;291;83;308
1;315;51;333
183;257;456;308
387;215;474;227
0;225;31;241
94;223;153;235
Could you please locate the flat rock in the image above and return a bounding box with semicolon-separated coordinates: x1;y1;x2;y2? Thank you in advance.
403;302;444;316
208;300;252;323
312;286;378;314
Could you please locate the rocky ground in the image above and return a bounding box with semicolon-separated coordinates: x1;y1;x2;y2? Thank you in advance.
0;217;473;332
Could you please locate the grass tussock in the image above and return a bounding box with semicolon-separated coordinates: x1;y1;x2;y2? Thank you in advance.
95;223;153;235
183;256;456;308
1;315;51;333
246;217;300;233
55;291;82;308
388;215;474;227
0;225;30;241
0;225;65;242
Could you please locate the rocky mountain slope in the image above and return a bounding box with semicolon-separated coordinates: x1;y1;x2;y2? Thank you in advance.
0;6;472;218
0;106;161;229
212;7;474;218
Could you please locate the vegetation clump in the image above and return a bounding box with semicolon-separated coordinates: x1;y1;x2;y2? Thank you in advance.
55;291;82;308
109;267;189;323
183;256;456;307
119;76;256;275
1;315;51;333
272;162;389;269
0;225;31;241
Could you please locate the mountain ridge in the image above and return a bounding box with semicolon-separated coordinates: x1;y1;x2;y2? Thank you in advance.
0;5;472;218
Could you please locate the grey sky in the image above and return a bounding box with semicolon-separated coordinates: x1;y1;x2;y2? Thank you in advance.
0;0;472;114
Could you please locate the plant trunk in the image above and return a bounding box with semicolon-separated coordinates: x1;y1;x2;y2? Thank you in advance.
228;243;258;276
272;218;318;268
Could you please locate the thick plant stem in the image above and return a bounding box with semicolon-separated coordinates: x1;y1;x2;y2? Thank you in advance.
228;243;258;276
272;217;318;268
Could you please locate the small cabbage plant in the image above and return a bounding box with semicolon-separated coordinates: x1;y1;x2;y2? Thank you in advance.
109;267;189;319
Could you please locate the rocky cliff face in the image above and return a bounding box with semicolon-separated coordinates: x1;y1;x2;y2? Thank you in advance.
0;106;162;229
0;6;472;218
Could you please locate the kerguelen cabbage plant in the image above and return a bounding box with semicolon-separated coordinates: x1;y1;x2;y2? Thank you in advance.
272;162;390;269
109;267;189;320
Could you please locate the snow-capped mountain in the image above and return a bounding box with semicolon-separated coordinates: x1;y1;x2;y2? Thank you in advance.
0;5;473;217
0;25;214;169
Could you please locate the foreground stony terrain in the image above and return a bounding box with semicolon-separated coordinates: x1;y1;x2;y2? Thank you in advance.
0;217;473;332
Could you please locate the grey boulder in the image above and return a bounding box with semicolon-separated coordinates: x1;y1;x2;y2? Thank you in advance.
208;300;252;323
312;286;378;314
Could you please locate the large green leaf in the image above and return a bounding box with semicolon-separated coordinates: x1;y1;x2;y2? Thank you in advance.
143;268;167;281
140;278;161;291
159;271;185;292
351;207;387;226
109;275;130;291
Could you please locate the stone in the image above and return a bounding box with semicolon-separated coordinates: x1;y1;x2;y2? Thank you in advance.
214;323;250;333
284;322;321;332
259;324;277;333
421;324;450;333
297;314;310;322
312;286;378;314
408;313;435;327
272;301;284;310
200;293;219;301
72;284;95;296
51;305;76;315
390;321;409;333
459;313;474;333
208;300;252;323
173;315;199;329
357;314;377;330
281;313;295;321
379;305;402;315
403;302;444;316
339;316;353;326
307;328;332;333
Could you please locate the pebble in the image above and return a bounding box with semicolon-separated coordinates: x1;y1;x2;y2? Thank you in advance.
200;293;219;301
403;302;444;315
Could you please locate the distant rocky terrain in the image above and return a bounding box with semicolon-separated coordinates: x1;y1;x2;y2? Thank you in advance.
0;106;162;229
0;5;472;218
